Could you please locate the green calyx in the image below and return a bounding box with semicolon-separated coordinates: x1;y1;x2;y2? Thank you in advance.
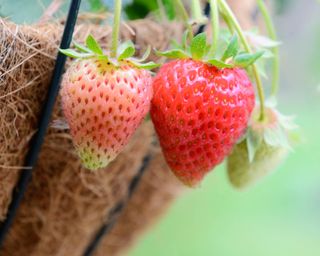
60;34;159;70
243;103;298;163
156;32;264;69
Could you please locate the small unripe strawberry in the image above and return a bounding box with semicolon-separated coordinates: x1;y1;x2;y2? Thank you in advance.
227;106;296;189
227;139;288;189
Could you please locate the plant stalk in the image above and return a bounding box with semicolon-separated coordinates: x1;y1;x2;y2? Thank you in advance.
175;0;193;41
111;0;122;58
209;0;219;56
218;0;266;121
257;0;279;96
191;0;203;20
221;12;234;33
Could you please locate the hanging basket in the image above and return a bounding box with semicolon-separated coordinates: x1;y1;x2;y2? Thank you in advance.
0;0;258;254
0;18;184;256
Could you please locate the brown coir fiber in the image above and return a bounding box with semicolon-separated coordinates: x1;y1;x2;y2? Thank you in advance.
0;18;184;256
0;19;59;221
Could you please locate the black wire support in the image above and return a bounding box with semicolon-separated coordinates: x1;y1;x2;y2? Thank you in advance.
0;0;81;249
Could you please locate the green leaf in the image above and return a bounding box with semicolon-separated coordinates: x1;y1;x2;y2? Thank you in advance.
256;58;268;78
171;39;183;50
88;0;106;12
246;128;263;162
190;32;207;60
73;41;91;53
276;111;298;130
155;49;190;59
221;34;239;61
139;46;151;62
129;60;160;70
86;34;103;55
234;51;264;68
260;48;274;58
59;49;94;59
118;41;135;60
245;31;281;48
205;59;233;68
220;28;233;43
263;125;290;149
162;0;176;20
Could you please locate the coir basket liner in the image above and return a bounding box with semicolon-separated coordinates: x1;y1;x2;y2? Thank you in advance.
0;17;184;256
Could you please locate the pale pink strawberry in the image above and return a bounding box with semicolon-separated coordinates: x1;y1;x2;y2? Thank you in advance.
61;58;153;170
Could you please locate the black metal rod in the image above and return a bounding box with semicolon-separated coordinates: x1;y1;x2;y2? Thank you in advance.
0;0;81;248
83;154;152;256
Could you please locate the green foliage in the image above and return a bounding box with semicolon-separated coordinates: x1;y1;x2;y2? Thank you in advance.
60;35;158;69
161;0;176;20
73;41;91;53
155;49;190;59
190;33;207;60
157;31;263;70
124;0;157;19
59;49;94;59
221;34;239;61
246;127;262;162
88;0;106;12
86;34;104;55
205;59;232;68
233;51;265;68
118;41;136;59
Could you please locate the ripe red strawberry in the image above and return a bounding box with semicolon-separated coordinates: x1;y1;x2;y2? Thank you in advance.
150;59;255;186
60;35;157;170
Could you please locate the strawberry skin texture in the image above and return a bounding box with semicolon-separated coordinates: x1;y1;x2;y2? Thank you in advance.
150;59;255;186
61;58;152;170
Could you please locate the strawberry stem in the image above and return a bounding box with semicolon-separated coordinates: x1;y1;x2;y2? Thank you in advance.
111;0;122;58
208;0;219;56
221;11;234;33
218;0;266;121
175;0;193;41
191;0;203;20
257;0;279;96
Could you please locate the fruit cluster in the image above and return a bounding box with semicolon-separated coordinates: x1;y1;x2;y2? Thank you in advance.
60;0;296;189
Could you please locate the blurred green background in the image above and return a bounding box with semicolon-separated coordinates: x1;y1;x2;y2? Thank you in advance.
1;0;319;255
